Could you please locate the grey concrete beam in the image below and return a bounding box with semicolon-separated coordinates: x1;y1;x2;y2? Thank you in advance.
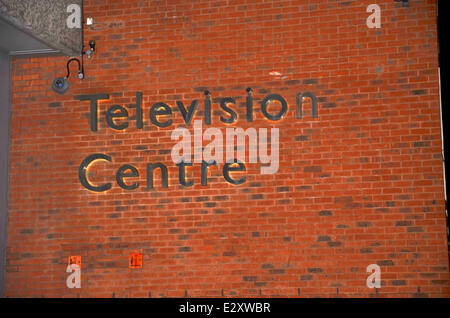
0;51;10;298
0;0;82;57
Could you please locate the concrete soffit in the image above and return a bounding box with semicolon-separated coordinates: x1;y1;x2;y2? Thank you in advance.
0;0;82;57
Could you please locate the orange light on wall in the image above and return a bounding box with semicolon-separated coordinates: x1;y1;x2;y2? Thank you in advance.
129;253;143;269
68;256;81;268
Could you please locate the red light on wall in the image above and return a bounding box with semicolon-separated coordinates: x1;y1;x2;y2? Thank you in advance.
129;253;142;269
68;256;81;268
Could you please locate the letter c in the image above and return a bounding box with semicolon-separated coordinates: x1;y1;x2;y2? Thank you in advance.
78;153;112;192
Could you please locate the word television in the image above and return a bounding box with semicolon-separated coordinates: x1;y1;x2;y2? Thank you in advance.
75;89;319;192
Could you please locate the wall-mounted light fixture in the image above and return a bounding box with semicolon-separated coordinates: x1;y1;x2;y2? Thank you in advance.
51;45;95;95
52;1;96;95
51;57;85;94
85;40;96;59
51;77;70;95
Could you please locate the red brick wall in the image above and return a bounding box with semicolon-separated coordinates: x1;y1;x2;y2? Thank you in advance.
6;0;450;297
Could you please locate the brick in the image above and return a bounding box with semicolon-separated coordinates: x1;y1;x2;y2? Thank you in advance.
300;275;313;281
407;227;424;233
307;268;323;273
304;166;322;173
377;260;395;266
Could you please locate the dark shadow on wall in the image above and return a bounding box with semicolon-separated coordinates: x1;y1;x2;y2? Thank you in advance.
438;0;450;260
0;51;10;298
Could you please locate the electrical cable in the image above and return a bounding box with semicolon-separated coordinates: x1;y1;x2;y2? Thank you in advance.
65;58;81;78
